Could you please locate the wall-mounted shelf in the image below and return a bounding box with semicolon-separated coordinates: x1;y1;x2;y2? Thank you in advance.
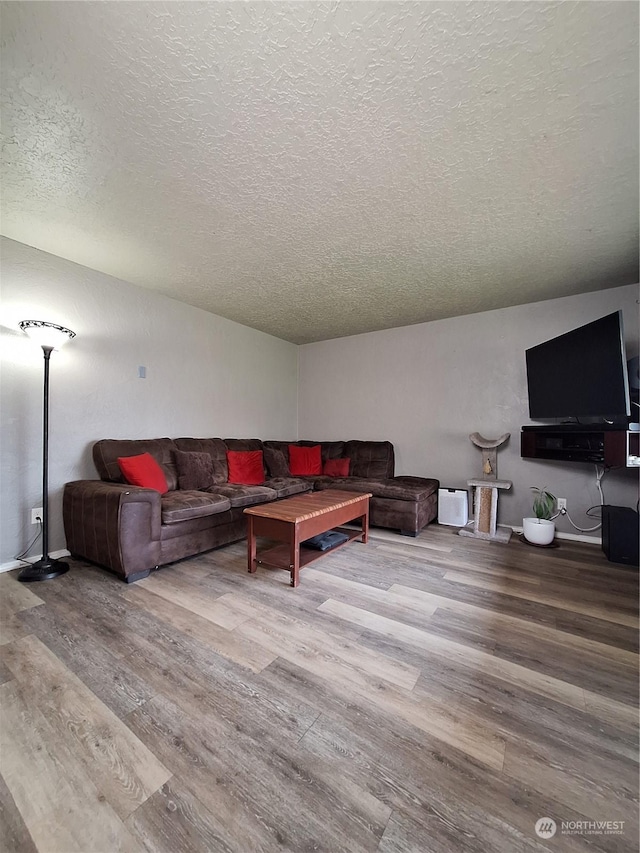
521;426;639;468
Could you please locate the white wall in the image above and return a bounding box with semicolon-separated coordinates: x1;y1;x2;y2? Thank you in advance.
298;284;639;537
0;238;298;565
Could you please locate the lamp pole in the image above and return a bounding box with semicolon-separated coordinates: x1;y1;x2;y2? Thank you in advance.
39;345;54;569
18;321;75;582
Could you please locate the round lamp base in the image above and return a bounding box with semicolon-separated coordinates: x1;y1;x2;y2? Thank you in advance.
18;558;69;583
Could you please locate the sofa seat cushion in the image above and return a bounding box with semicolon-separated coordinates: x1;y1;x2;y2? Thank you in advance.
264;477;312;498
161;491;231;524
390;476;440;500
315;476;438;502
209;484;277;508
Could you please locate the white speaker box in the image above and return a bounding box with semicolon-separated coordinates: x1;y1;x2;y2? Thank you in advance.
438;488;469;527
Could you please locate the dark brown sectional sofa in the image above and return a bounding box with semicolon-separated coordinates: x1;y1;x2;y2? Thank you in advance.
63;437;439;582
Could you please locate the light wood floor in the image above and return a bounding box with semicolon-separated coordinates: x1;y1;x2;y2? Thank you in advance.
1;525;638;853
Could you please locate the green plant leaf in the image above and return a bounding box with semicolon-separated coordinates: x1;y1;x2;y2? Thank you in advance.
530;486;556;520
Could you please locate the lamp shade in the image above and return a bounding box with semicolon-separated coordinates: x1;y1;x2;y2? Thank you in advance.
19;320;76;349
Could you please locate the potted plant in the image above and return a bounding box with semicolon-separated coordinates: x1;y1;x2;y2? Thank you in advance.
523;487;556;546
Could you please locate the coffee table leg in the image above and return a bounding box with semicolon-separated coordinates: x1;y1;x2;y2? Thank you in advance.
290;528;300;588
248;517;257;574
361;504;369;544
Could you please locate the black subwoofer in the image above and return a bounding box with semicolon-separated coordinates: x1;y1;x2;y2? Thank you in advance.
601;505;639;567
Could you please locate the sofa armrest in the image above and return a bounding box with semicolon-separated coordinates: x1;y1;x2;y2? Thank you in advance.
63;480;162;580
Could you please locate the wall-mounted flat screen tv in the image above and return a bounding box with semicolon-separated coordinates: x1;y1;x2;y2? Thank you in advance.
525;311;630;421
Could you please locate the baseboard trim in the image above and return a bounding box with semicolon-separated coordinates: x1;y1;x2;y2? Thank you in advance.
0;549;71;575
0;529;601;574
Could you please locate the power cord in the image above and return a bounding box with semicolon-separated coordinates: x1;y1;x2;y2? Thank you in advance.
560;464;605;533
14;518;43;566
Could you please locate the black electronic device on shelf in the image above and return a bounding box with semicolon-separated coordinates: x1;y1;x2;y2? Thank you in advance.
521;426;638;467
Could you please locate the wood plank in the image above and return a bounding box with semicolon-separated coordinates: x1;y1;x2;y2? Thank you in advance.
122;584;277;673
135;572;253;630
0;770;38;853
367;528;454;552
16;601;157;718
582;690;640;731
222;592;421;692
0;608;31;647
127;692;389;853
0;570;44;612
389;583;639;666
442;570;639;627
407;659;639;767
0;680;145;853
125;778;246;853
319;598;590;712
1;635;171;821
502;738;638;834
287;675;606;853
229;601;506;771
304;567;440;622
553;609;639;654
491;637;638;707
0;568;45;646
376;543;543;585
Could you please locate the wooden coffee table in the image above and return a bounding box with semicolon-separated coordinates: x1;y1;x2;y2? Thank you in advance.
244;490;371;587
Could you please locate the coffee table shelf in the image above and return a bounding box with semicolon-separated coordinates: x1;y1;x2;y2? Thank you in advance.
244;490;371;587
255;526;364;572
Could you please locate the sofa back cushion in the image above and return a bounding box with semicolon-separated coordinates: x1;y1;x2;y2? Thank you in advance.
93;438;179;490
288;444;322;476
262;441;290;478
174;438;228;484
300;440;346;463
223;439;265;475
118;452;169;493
323;458;350;477
226;450;265;485
344;440;395;479
173;450;215;491
263;440;346;478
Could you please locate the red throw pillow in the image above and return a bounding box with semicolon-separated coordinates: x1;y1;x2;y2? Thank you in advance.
117;452;168;494
288;444;322;476
227;450;264;485
323;457;350;477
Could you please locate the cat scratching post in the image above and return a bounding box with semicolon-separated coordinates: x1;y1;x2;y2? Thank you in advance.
459;432;512;544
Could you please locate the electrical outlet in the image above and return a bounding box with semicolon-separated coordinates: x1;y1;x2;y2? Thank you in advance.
557;498;567;512
30;507;43;525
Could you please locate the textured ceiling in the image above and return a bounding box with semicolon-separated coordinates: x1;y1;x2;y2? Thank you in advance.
1;2;638;344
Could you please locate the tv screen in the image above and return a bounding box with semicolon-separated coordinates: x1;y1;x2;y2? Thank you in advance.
525;311;630;421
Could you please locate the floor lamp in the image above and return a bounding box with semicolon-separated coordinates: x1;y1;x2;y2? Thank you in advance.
18;320;76;583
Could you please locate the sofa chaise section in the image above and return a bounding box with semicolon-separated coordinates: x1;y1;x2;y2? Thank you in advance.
264;440;438;536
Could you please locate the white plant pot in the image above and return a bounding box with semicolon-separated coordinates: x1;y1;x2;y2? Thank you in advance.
523;517;555;546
